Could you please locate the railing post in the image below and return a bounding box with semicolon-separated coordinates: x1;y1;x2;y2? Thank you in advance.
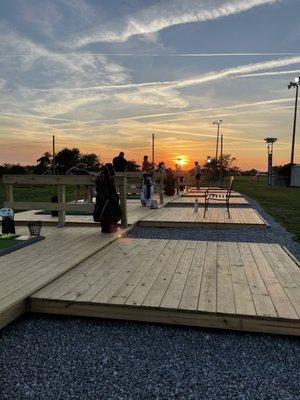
58;184;66;228
119;176;128;228
5;184;14;203
159;174;164;204
176;173;179;195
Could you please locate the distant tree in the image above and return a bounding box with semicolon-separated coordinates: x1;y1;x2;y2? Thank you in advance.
54;148;81;174
241;168;258;176
204;154;240;181
126;160;141;172
34;152;52;174
0;163;28;176
79;153;101;171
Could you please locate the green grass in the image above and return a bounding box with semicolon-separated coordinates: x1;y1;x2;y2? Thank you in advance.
0;238;19;250
0;183;83;209
234;176;300;243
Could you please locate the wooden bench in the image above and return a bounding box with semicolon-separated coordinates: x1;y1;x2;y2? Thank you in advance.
204;176;235;218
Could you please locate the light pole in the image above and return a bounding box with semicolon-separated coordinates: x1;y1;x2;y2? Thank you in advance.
220;134;224;184
52;134;56;175
264;137;277;186
213;120;222;160
288;76;299;165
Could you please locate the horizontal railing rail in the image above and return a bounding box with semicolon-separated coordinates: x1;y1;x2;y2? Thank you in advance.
1;171;194;228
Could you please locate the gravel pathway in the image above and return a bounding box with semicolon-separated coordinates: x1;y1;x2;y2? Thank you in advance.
1;315;300;400
130;197;300;260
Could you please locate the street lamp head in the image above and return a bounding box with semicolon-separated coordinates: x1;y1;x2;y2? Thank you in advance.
213;120;222;125
295;76;300;84
264;137;277;144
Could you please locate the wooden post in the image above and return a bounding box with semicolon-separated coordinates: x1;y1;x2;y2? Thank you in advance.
159;174;164;204
119;176;128;228
58;185;66;228
5;184;14;203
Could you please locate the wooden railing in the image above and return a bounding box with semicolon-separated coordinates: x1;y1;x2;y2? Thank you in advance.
2;172;175;228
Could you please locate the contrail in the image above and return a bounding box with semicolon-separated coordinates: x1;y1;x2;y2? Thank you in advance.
0;98;293;124
236;70;300;78
75;0;282;45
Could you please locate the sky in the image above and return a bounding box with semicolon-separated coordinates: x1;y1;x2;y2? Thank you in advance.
0;0;300;170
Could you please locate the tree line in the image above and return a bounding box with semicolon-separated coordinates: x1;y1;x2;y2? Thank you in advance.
0;147;141;176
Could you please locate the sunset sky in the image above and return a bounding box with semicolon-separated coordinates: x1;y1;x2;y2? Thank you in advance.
0;0;300;170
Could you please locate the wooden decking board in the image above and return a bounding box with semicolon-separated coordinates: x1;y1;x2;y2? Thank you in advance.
248;243;299;320
238;243;277;318
0;227;126;329
28;239;300;336
160;241;197;309
197;242;218;313
125;240;179;306
216;242;236;315
41;239;144;300
60;239;151;302
139;207;267;229
227;242;257;316
0;227;98;289
108;239;170;305
179;241;207;311
91;239;157;304
142;240;188;308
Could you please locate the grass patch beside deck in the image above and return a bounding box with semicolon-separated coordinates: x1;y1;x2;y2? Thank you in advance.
234;176;300;243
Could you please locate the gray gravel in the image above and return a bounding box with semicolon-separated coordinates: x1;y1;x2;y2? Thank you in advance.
130;197;300;260
1;315;300;400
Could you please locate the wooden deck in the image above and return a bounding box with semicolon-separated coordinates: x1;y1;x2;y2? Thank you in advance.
183;192;242;198
168;196;249;207
139;207;267;229
29;239;300;336
0;226;127;329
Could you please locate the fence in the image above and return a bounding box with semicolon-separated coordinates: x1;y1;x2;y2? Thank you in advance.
2;172;193;228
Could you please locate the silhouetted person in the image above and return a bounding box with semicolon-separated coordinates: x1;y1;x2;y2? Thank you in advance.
113;152;127;172
193;161;202;190
142;155;151;174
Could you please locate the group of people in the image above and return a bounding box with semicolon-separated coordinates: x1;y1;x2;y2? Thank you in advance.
72;152;202;233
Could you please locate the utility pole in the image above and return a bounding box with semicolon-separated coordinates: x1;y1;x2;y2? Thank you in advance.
213;120;222;160
152;133;155;165
220;134;223;184
288;77;299;164
52;134;56;175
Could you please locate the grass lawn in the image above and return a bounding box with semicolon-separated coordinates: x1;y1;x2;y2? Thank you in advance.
234;176;300;243
0;183;83;209
0;237;19;250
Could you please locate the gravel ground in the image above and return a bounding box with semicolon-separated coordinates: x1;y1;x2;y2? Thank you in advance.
1;197;300;400
1;315;300;400
130;197;300;260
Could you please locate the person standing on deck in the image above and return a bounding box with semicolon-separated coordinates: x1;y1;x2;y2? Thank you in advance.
193;161;202;190
112;152;127;172
142;155;151;174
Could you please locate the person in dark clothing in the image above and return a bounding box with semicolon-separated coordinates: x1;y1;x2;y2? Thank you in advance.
112;152;127;172
93;163;122;233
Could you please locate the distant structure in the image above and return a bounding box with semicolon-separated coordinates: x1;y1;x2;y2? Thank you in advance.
264;137;277;186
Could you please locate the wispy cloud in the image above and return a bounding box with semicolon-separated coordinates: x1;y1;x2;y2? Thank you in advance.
74;0;282;46
235;70;300;78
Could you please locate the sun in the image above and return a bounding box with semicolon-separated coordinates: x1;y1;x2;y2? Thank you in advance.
174;155;188;168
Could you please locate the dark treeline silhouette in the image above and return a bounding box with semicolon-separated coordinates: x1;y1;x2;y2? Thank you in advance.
0;147;141;176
